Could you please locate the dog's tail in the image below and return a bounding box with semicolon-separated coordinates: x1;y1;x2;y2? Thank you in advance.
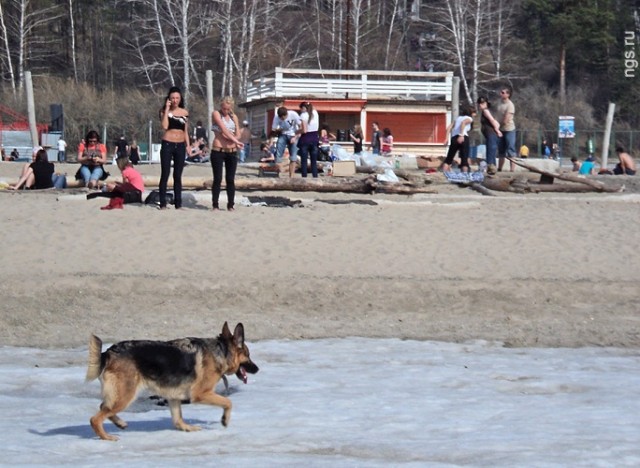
85;334;104;382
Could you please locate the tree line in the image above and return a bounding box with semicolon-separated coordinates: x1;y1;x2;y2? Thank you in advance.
0;0;638;149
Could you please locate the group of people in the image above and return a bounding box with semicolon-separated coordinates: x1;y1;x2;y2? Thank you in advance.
443;85;638;179
259;104;395;178
369;122;394;156
2;147;21;161
264;102;324;178
572;147;636;176
444;85;516;175
155;87;246;211
7;83;635;206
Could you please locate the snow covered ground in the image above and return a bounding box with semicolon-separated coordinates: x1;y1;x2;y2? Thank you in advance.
1;338;639;467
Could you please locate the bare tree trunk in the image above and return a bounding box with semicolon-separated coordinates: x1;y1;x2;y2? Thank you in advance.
384;0;401;69
179;0;190;102
470;0;481;104
559;43;566;111
0;1;16;92
68;0;78;83
352;0;362;70
17;0;27;91
154;0;175;85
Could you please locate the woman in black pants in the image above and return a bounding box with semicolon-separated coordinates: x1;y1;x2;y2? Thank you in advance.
210;96;244;211
159;86;191;209
442;105;476;173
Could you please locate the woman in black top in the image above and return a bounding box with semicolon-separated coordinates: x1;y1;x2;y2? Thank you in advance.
129;140;140;165
9;149;66;190
159;86;191;209
350;124;363;155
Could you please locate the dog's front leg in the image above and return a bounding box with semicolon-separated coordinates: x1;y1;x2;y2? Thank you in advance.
191;391;232;427
168;399;201;432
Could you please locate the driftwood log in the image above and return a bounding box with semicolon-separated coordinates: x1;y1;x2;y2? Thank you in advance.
471;158;625;194
207;175;438;194
480;176;596;194
506;157;624;193
6;173;437;194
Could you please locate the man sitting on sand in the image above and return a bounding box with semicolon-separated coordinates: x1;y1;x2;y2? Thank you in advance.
613;147;636;175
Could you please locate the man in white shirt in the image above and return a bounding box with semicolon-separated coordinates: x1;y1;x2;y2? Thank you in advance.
272;106;301;177
57;137;67;162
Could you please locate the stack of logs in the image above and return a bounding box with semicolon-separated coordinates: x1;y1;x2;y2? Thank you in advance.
54;158;624;195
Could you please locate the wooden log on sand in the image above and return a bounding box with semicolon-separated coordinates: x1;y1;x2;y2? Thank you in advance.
481;177;598;194
207;175;437;194
506;157;624;193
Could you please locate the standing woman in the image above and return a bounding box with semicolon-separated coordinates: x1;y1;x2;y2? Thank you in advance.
159;86;190;209
210;96;244;211
477;96;502;175
297;101;320;178
442;105;476;173
349;124;363;155
129;139;140;165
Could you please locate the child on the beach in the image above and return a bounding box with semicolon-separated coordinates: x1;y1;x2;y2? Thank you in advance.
259;132;279;162
571;156;581;172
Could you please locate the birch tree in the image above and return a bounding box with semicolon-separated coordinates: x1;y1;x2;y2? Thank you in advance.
419;0;516;104
0;0;16;92
117;0;215;102
7;0;63;90
67;0;78;82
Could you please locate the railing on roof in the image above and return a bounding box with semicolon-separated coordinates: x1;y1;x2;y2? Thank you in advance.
246;68;453;102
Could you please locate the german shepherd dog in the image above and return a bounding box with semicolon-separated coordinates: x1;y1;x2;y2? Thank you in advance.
86;322;259;441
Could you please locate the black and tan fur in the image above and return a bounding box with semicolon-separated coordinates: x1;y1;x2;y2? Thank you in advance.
86;322;259;441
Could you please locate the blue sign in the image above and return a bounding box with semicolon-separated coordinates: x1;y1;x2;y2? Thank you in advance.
558;116;575;139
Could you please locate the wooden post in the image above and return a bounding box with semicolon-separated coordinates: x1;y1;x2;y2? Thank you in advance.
25;71;38;147
148;120;153;162
451;76;460;120
206;70;214;144
601;102;615;170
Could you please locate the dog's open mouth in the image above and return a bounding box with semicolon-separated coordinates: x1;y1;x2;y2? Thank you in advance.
237;367;248;384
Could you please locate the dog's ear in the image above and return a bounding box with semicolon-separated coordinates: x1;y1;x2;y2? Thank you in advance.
221;321;232;339
233;323;245;348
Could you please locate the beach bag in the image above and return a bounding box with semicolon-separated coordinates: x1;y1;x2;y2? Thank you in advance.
144;190;173;206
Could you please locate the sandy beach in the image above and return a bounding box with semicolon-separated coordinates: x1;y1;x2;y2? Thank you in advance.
1;161;639;349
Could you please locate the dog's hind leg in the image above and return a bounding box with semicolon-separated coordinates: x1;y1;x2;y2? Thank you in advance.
168;399;201;432
90;372;138;441
108;414;128;429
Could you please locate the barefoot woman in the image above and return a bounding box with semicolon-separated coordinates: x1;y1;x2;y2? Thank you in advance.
159;86;191;209
210;96;244;211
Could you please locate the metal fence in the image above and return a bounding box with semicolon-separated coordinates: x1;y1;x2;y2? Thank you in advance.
515;129;640;159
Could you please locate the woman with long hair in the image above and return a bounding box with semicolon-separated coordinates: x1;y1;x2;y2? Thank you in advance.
10;149;66;190
210;96;244;211
381;127;394;156
297;101;320;178
159;86;190;209
477;96;502;175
